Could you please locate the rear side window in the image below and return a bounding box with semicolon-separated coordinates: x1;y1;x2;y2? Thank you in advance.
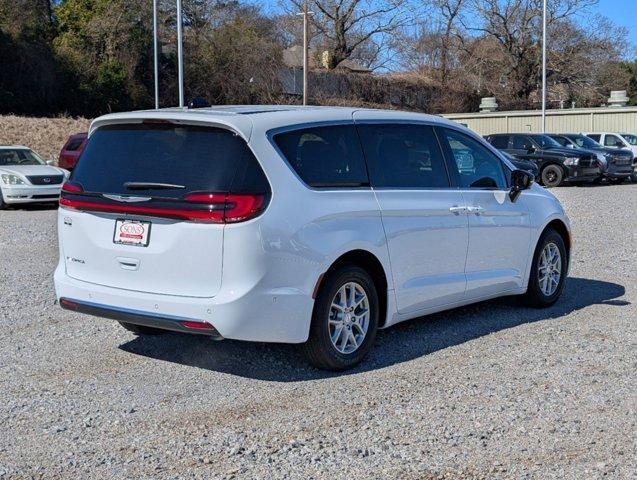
356;123;449;188
65;138;84;151
72;124;269;196
489;135;509;149
273;125;369;187
587;134;601;142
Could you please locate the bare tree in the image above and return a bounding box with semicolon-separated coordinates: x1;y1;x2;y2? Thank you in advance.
289;0;411;69
458;0;597;106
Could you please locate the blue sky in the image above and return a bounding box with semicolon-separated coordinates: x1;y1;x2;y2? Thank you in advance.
589;0;637;46
261;0;637;46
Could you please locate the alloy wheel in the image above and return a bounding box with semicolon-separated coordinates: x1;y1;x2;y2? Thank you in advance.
538;242;562;296
328;282;370;354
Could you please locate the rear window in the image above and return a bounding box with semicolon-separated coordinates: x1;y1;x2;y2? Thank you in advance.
71;124;269;197
65;138;84;151
273;124;369;187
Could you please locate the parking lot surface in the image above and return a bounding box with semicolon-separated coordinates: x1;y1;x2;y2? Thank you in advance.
0;184;635;479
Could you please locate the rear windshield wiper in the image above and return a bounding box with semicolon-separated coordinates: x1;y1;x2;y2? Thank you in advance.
124;182;186;190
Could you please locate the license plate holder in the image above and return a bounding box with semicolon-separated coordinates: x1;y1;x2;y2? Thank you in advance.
113;219;151;247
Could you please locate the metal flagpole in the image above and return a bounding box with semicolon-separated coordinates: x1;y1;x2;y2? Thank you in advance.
541;0;547;133
153;0;159;109
176;0;184;107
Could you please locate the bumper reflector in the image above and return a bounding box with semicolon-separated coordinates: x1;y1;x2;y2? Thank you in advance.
180;320;215;331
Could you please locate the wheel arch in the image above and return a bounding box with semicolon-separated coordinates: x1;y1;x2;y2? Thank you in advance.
316;249;390;328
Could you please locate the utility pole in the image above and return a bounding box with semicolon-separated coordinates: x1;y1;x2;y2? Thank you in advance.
541;0;547;132
303;0;309;105
176;0;184;107
298;1;313;106
153;0;159;109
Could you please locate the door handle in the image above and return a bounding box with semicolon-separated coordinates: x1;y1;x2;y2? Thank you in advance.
449;206;467;215
467;206;485;215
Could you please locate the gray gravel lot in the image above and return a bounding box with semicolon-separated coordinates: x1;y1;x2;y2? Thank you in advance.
0;184;635;479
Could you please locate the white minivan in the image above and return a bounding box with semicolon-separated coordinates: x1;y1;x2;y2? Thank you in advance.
55;106;571;370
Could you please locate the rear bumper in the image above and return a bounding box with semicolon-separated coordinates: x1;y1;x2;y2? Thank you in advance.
1;185;61;203
59;297;222;337
54;264;314;343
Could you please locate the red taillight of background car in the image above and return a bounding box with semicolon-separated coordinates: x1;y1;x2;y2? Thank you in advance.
61;182;84;193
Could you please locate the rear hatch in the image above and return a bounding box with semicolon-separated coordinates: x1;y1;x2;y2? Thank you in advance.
60;122;269;298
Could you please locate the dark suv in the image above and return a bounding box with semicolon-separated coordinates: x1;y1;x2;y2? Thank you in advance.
548;133;633;184
485;133;600;187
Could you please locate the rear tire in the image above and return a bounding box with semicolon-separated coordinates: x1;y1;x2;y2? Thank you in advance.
540;164;564;188
524;228;568;308
302;265;379;371
118;321;165;336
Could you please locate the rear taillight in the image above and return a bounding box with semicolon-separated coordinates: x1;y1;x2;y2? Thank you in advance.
184;192;265;223
59;190;266;224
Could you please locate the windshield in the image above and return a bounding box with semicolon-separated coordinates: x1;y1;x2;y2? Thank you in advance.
0;149;46;166
529;134;562;149
621;134;637;145
566;134;601;149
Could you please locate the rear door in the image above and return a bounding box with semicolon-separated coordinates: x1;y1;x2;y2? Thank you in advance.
60;122;269;298
355;120;468;314
437;127;531;298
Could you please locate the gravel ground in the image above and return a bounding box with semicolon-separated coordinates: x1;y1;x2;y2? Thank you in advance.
0;184;635;479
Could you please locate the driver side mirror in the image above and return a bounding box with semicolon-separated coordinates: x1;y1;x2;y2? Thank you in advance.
524;144;535;153
509;169;534;202
46;160;54;166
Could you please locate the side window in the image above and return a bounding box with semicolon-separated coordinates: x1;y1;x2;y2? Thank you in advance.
440;128;508;189
356;124;449;188
511;135;532;150
604;134;621;147
488;135;510;149
273;125;368;187
552;136;568;147
587;134;601;142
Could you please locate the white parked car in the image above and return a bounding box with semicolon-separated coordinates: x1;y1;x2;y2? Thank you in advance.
0;146;69;208
583;132;637;181
55;106;571;370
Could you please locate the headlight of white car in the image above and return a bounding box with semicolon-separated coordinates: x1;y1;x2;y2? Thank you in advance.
563;157;580;166
1;174;25;185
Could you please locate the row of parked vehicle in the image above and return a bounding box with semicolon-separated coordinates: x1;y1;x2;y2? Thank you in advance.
2;126;635;210
484;132;637;187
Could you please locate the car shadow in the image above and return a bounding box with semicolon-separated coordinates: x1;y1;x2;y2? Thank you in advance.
119;277;628;381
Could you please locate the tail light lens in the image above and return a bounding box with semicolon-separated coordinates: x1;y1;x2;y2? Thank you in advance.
60;190;266;224
184;193;265;223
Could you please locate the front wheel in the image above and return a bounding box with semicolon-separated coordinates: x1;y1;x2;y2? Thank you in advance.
541;164;564;188
524;228;568;308
0;189;7;210
302;265;379;370
608;177;626;184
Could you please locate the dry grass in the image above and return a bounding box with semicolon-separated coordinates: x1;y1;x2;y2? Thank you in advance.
0;115;91;163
